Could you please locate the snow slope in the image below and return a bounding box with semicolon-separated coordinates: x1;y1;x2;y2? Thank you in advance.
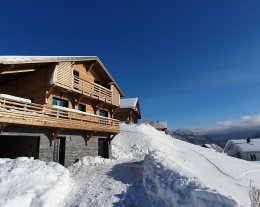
113;124;260;206
0;158;69;207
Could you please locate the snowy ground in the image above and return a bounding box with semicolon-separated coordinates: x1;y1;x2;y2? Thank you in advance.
0;123;260;207
61;157;151;207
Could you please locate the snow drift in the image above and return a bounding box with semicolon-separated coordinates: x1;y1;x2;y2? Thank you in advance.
113;124;260;207
0;157;69;207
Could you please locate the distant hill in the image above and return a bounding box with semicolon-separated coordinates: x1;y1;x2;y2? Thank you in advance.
169;127;260;148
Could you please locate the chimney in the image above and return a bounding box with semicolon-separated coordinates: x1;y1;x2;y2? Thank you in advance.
246;138;250;143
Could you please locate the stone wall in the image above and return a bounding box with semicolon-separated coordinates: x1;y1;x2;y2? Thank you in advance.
39;135;111;167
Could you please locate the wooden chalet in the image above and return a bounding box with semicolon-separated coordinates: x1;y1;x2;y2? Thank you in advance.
0;56;124;165
114;98;141;124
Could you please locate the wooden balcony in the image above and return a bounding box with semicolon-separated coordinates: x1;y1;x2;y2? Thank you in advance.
73;76;114;104
0;98;120;134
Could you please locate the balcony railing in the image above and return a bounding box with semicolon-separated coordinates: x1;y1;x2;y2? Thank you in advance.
0;98;120;133
73;76;113;103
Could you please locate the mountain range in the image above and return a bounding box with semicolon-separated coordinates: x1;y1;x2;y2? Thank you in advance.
169;127;260;148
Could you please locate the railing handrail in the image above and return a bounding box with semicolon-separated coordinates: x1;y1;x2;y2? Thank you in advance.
0;98;119;124
51;105;117;121
73;76;112;94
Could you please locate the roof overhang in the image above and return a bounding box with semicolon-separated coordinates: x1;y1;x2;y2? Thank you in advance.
0;56;125;96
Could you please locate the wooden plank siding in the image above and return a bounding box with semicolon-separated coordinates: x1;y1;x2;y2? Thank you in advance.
0;66;53;105
55;62;120;106
55;62;73;90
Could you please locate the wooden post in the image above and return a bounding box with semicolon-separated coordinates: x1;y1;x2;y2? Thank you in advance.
46;85;55;99
0;125;7;134
49;128;63;146
108;134;116;145
86;62;96;72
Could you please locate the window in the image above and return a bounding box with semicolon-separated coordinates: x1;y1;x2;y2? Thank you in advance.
250;154;257;161
78;104;86;112
52;97;69;108
73;70;79;77
99;109;108;117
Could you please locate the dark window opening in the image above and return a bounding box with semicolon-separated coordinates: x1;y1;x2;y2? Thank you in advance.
52;97;69;108
250;154;257;161
73;70;79;77
78;103;86;112
99;109;108;117
94;80;111;90
73;70;80;90
94;80;101;85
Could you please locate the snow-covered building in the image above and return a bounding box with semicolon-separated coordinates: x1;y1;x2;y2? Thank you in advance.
141;119;168;132
224;138;260;161
201;143;223;152
0;56;124;166
114;97;141;124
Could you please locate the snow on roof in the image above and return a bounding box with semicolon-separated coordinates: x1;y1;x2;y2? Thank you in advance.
151;121;167;129
0;56;97;64
120;98;139;109
227;138;260;152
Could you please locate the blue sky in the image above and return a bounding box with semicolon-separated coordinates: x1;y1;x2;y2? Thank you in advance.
1;0;260;128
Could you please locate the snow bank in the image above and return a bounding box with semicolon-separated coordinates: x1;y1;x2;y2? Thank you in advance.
143;152;237;207
78;156;112;167
0;157;70;207
113;124;260;206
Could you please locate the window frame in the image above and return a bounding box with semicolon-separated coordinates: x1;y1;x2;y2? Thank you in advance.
99;109;109;117
52;96;69;108
78;103;86;112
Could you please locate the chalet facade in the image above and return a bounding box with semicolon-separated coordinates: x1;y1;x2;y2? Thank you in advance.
0;56;124;166
224;138;260;161
114;98;141;124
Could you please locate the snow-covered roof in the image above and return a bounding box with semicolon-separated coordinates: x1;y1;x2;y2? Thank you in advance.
0;56;124;96
225;138;260;153
152;121;167;129
120;98;139;109
0;56;97;64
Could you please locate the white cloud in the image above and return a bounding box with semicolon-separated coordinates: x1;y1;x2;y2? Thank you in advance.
191;114;260;136
216;115;260;130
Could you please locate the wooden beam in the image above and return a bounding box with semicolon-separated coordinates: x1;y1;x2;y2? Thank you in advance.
83;132;95;145
0;124;7;134
49;128;63;146
108;134;116;145
86;62;96;72
46;85;55;99
73;94;84;107
0;64;15;73
94;102;105;112
109;107;119;117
